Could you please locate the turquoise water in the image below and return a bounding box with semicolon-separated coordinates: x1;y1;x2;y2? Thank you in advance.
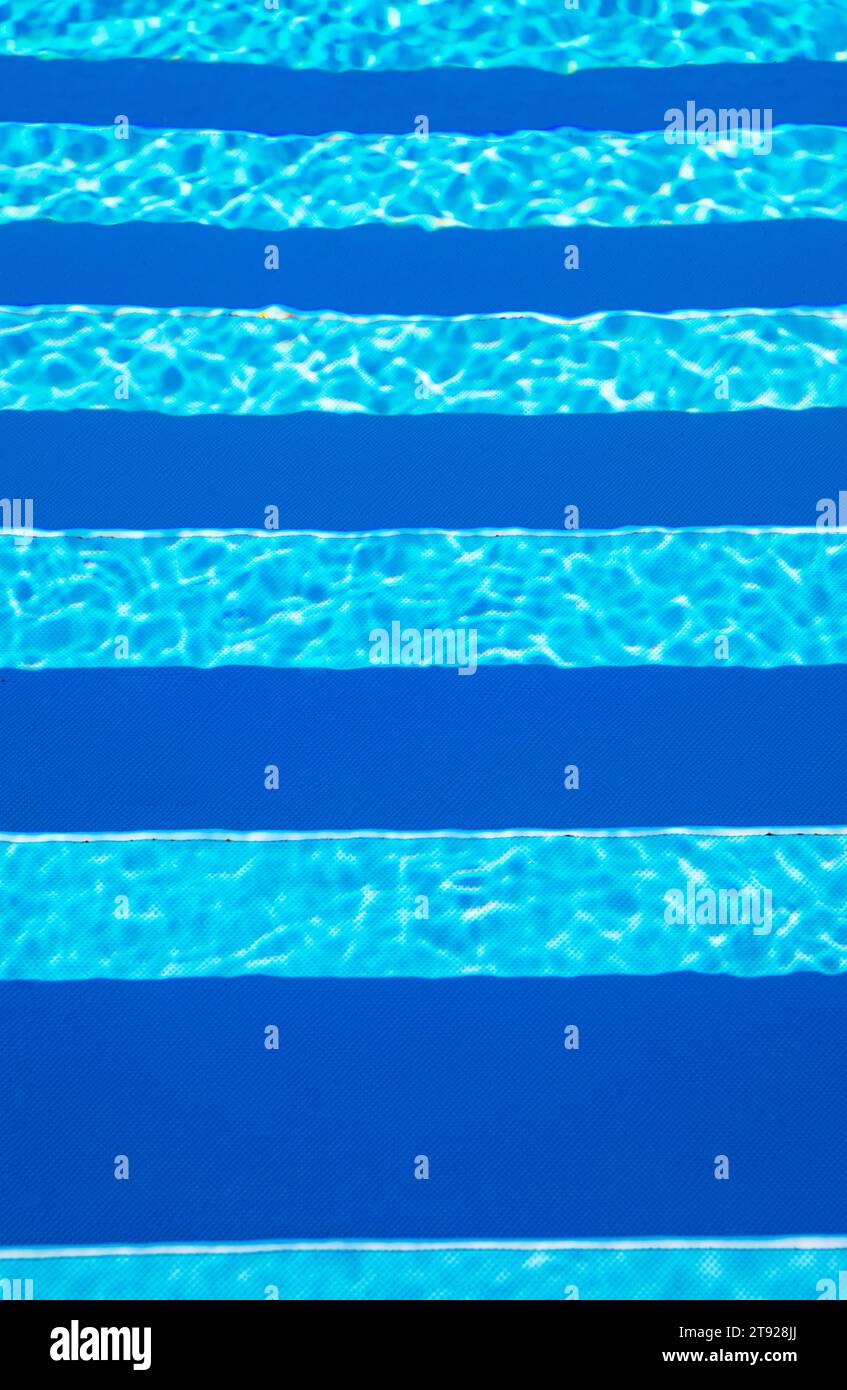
2;0;845;71
2;304;847;414
3;3;846;1297
1;1243;844;1300
1;529;845;669
2;122;846;232
2;831;845;979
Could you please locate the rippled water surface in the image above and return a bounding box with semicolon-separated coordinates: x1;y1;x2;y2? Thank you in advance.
2;304;845;415
1;1244;842;1299
2;0;845;1288
1;528;845;669
2;0;845;70
2;831;844;979
2;123;846;231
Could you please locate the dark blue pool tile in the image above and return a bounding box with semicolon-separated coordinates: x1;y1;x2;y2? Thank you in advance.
1;408;844;531
1;974;844;1243
3;221;846;315
0;667;843;832
1;56;844;134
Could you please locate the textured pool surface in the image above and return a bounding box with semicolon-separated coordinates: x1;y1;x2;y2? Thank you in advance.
1;528;846;669
3;1243;846;1301
3;0;846;71
2;304;846;415
1;830;845;980
3;122;847;232
1;0;845;1302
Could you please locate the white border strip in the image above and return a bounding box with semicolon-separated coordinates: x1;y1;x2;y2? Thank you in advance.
4;301;847;328
1;1238;846;1260
4;301;845;328
1;827;847;844
0;526;841;540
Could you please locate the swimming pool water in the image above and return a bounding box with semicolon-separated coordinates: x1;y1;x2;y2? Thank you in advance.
1;829;844;980
3;1242;846;1301
2;122;846;232
1;528;845;669
2;303;846;415
1;1;845;1303
3;0;845;72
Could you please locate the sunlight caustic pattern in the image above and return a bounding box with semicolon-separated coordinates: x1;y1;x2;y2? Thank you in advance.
1;0;845;1302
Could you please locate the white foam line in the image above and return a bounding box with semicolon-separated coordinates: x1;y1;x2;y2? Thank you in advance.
3;302;847;328
1;1237;845;1259
0;526;841;541
1;827;846;844
3;119;841;144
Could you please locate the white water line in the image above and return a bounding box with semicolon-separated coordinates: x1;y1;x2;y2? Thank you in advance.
1;827;846;844
2;1237;847;1260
